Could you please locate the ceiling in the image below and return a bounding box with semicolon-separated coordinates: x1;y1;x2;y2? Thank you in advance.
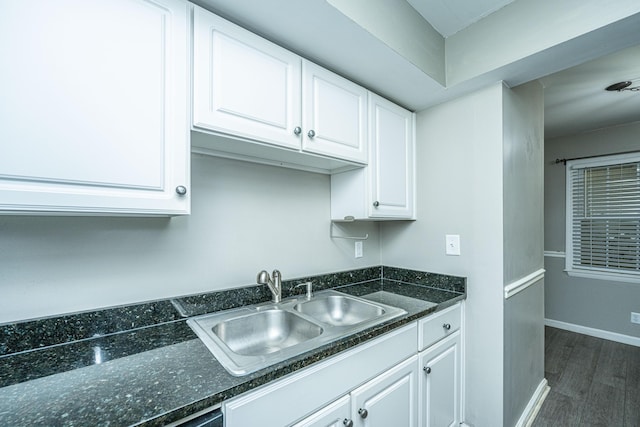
540;44;640;139
410;0;640;139
193;0;640;140
407;0;516;37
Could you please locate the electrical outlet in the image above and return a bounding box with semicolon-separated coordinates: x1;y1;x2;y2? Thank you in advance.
631;312;640;324
355;241;363;258
445;234;461;256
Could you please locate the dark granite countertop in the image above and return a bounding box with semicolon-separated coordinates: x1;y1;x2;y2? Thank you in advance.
0;266;465;426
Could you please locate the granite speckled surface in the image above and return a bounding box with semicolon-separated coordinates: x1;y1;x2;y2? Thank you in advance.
382;265;466;294
0;321;194;388
0;300;181;356
0;266;465;426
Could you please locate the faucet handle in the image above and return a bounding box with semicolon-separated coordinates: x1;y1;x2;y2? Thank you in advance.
295;281;313;299
257;270;270;284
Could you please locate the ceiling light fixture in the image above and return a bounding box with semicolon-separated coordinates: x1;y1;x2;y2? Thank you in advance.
605;81;640;92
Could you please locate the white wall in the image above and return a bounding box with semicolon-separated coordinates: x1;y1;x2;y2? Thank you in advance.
0;154;380;324
502;81;545;426
381;83;506;426
545;121;640;339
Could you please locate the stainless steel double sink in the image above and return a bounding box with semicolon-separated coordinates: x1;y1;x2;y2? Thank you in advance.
187;290;407;376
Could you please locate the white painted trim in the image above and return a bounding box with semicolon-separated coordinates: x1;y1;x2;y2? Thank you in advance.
191;147;333;175
504;269;545;299
519;379;550;427
459;301;466;424
565;268;640;284
545;319;640;347
543;251;565;258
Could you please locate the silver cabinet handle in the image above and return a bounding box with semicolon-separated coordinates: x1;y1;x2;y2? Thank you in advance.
443;323;451;330
373;201;380;207
343;419;353;427
294;126;302;136
358;408;368;419
307;129;316;138
424;366;432;374
175;185;187;196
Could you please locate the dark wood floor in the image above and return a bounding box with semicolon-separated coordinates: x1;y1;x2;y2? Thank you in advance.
532;326;640;427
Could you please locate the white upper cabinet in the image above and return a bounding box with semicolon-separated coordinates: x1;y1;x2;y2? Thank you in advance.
192;7;301;150
302;61;368;164
0;0;190;215
191;6;367;169
369;93;415;218
331;93;415;220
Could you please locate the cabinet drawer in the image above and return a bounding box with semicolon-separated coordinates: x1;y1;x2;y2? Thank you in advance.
418;303;461;351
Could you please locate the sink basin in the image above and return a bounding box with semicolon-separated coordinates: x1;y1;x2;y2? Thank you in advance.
187;290;407;376
212;309;323;356
294;295;384;326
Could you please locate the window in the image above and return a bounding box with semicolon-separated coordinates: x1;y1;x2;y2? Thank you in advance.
566;153;640;283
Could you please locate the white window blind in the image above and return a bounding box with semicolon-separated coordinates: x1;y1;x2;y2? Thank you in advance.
566;153;640;282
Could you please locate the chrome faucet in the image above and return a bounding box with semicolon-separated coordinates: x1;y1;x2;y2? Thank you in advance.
257;269;282;303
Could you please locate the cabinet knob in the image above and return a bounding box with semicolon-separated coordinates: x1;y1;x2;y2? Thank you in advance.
358;408;368;419
294;126;302;136
307;129;316;138
175;185;187;196
343;419;353;427
373;201;380;207
424;366;432;374
443;323;451;330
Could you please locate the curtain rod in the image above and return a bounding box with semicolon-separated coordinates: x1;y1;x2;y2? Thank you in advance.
554;150;640;165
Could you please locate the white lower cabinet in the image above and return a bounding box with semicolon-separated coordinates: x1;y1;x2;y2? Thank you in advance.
350;355;418;427
418;303;462;427
223;303;463;427
291;395;351;427
223;324;417;427
418;332;461;427
295;356;418;427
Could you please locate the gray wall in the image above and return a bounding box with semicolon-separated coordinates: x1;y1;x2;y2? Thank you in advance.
504;280;545;426
381;83;506;426
380;81;545;426
545;121;640;339
502;81;545;427
0;154;380;323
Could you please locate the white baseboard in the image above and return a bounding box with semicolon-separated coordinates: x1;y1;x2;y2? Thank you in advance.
545;319;640;347
516;378;550;427
460;378;550;427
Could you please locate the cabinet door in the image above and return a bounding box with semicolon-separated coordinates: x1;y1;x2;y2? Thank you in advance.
368;93;415;219
302;61;367;164
351;355;418;427
419;332;461;427
291;395;351;427
193;6;301;150
0;0;190;215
